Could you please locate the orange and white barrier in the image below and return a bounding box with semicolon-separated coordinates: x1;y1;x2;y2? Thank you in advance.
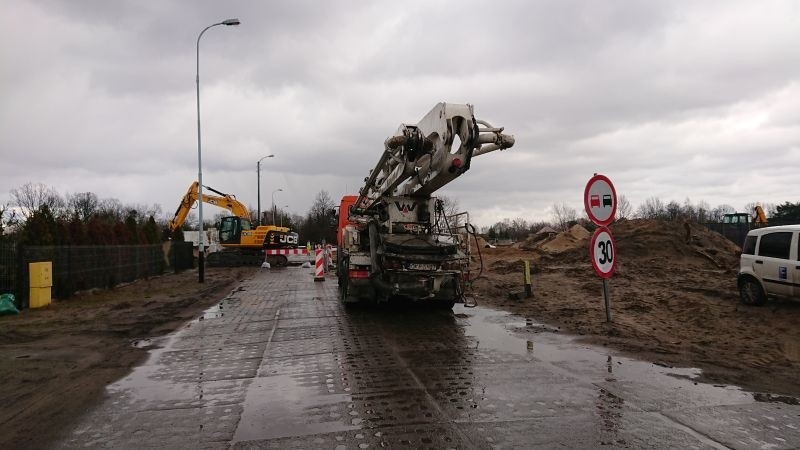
265;248;309;256
314;248;325;282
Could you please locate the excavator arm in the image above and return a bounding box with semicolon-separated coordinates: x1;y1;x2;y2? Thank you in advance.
353;103;514;214
168;181;251;232
754;205;768;225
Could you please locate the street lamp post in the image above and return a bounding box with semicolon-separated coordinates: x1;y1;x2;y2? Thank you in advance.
281;205;289;227
196;18;240;283
271;188;283;225
256;155;274;226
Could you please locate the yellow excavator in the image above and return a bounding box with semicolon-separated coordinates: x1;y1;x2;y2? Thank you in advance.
169;181;299;266
753;205;768;226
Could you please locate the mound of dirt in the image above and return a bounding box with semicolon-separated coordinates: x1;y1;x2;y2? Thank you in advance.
521;224;590;254
473;219;800;396
541;224;590;253
612;219;741;271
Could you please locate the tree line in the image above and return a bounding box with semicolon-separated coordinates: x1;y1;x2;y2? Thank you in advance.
483;196;800;242
3;182;798;246
1;183;162;246
1;182;339;246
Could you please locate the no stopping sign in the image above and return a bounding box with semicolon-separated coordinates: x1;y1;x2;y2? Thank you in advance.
590;227;616;278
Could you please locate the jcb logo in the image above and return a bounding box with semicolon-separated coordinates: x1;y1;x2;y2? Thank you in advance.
395;201;417;214
280;234;298;245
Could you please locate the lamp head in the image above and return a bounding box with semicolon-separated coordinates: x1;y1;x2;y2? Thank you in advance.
222;18;240;26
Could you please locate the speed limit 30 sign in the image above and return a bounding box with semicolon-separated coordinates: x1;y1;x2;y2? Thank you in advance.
590;227;616;278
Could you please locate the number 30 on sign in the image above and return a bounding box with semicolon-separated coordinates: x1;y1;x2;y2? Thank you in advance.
590;227;616;278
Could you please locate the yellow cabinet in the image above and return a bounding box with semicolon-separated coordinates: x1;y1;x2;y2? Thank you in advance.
29;287;52;308
29;261;53;288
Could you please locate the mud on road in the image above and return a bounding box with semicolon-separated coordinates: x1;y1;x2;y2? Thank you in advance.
473;219;800;397
0;267;258;449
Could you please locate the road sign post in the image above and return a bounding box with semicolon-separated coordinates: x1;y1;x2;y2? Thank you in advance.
589;226;616;322
584;174;617;323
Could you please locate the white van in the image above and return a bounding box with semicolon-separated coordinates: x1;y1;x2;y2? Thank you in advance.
738;225;800;305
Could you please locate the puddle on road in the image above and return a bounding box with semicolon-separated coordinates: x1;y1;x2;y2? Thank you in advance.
201;303;224;320
111;300;239;405
454;304;755;408
234;374;359;442
130;338;153;348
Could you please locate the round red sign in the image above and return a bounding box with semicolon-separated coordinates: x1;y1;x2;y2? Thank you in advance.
584;174;617;226
589;227;616;279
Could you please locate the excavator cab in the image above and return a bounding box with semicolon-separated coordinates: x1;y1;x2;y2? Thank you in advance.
218;216;252;244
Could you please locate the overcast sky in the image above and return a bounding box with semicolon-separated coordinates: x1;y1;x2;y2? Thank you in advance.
1;0;798;227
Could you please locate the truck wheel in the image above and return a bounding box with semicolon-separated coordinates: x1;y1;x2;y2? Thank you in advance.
267;255;288;267
438;300;456;310
739;278;766;306
339;277;349;301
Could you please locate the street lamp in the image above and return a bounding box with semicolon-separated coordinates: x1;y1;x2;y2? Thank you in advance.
281;205;289;227
196;17;240;283
271;188;283;225
256;154;274;226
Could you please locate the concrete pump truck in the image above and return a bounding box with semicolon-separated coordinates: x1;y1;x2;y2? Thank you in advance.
336;103;514;307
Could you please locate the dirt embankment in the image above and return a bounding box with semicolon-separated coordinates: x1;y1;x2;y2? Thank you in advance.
473;219;800;396
0;267;257;449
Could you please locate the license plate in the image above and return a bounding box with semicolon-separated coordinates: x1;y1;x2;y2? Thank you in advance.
407;263;438;271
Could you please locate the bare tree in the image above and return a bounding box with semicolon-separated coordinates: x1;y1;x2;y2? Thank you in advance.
708;204;735;222
551;202;577;231
10;182;64;219
301;190;337;244
67;192;100;222
665;201;682;220
636;197;666;219
695;200;711;223
616;195;632;220
97;198;125;221
437;195;463;229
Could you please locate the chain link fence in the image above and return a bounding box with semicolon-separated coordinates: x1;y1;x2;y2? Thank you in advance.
0;241;196;309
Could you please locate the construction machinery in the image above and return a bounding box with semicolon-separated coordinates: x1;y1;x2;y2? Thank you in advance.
169;181;298;266
753;205;768;225
336;103;514;307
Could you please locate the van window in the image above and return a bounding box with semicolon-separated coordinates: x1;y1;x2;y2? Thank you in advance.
742;235;757;255
758;232;792;260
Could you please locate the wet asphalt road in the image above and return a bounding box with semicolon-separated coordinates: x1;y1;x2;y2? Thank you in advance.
62;268;800;449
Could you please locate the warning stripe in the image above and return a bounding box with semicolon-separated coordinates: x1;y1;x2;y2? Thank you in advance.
314;249;325;280
265;249;308;255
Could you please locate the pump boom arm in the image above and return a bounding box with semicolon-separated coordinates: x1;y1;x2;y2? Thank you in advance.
353;103;514;214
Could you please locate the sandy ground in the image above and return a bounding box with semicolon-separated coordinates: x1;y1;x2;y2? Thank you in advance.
472;219;800;398
0;267;258;449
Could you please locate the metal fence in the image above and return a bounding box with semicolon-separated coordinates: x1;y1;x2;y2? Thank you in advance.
704;219;797;247
0;242;195;309
705;222;751;247
0;242;18;301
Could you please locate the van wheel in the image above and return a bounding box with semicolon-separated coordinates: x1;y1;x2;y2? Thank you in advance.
739;278;766;306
